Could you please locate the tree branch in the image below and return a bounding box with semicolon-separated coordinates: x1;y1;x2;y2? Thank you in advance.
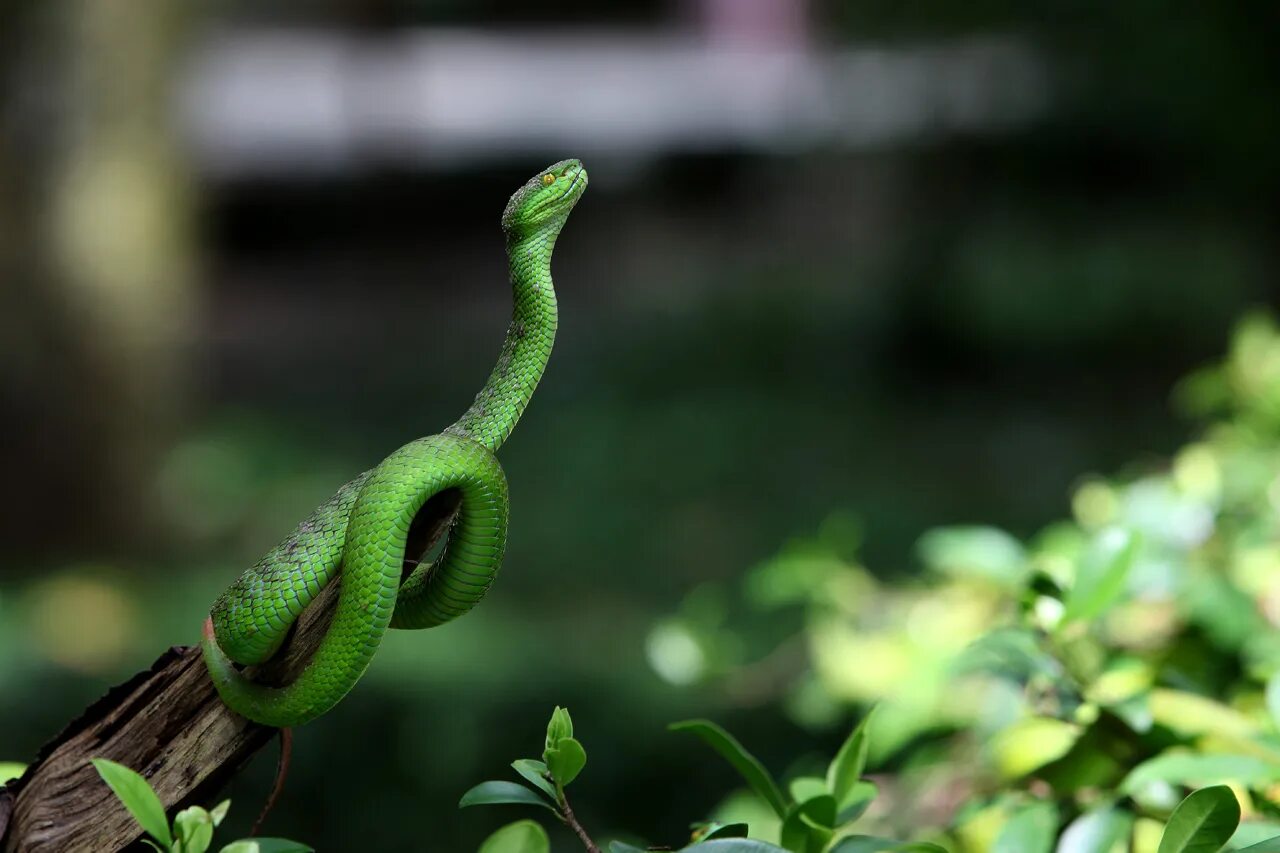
559;789;601;853
0;492;461;853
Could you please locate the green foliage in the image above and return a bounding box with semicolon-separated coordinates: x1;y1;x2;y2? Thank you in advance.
992;802;1057;853
91;758;173;849
669;719;789;817
648;313;1280;850
89;758;311;853
674;712;932;852
0;762;26;785
512;759;558;800
461;706;595;850
459;781;559;812
173;805;217;853
545;737;586;788
543;706;587;787
1057;806;1133;853
455;318;1280;850
460;706;590;825
827;709;875;822
478;820;550;853
1236;839;1280;853
545;706;574;750
696;823;751;841
462;706;928;852
1156;786;1239;853
229;834;304;849
829;840;946;853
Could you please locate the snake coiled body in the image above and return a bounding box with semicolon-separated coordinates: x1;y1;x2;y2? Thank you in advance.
201;160;587;727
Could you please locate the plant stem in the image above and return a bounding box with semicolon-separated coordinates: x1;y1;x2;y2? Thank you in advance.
558;788;601;853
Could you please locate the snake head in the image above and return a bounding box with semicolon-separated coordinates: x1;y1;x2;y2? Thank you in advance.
502;159;588;236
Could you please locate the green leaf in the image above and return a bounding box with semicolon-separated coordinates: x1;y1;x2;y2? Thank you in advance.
173;806;215;853
545;737;587;787
459;781;559;812
544;707;574;753
0;762;26;785
512;759;558;801
699;823;750;840
209;800;231;828
1061;528;1139;625
1236;838;1280;852
1229;821;1280;849
780;796;837;852
478;819;550;853
690;839;792;852
780;816;828;853
798;795;836;829
993;801;1057;853
1158;786;1241;853
835;781;878;825
218;840;313;853
954;628;1058;682
91;758;173;848
787;777;827;804
1057;806;1133;853
989;717;1080;779
829;837;947;852
916;525;1027;587
826;710;874;816
669;720;788;818
1149;689;1257;740
608;843;649;853
1121;754;1280;794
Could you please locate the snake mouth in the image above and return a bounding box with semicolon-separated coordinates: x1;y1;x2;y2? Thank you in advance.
559;165;587;201
401;488;462;579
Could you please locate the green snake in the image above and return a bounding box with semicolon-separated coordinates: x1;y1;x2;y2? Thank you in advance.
201;159;587;727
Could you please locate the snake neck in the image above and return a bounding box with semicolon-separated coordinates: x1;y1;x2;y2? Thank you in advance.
445;221;563;452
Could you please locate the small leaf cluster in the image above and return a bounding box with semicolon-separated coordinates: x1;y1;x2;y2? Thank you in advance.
648;311;1280;852
670;717;1280;852
670;712;943;853
460;707;596;853
461;707;782;852
461;705;941;852
544;705;587;789
90;758;311;853
461;710;583;799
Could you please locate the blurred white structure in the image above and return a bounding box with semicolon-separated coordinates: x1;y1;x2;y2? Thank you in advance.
181;29;1046;178
696;0;812;47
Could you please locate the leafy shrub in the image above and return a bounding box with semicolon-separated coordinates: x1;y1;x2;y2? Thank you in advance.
461;707;1273;852
639;313;1280;851
460;705;944;851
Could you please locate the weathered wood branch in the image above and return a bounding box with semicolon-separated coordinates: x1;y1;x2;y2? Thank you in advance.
0;492;461;853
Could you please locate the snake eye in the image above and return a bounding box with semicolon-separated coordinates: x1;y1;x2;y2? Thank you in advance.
541;173;555;186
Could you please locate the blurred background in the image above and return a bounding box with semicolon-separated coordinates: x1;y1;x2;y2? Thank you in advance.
0;0;1277;849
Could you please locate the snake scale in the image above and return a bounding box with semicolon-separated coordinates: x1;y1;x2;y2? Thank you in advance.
201;159;588;727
